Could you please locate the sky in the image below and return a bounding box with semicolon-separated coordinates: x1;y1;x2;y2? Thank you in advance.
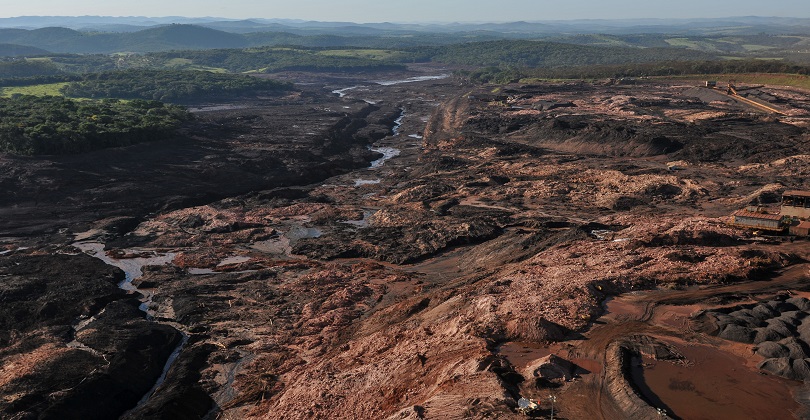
2;0;810;22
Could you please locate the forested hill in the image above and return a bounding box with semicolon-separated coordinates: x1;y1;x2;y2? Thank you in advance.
2;20;810;60
419;40;716;67
0;25;249;54
0;43;50;57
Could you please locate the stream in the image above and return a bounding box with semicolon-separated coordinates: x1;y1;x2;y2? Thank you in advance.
367;109;404;169
68;77;433;415
73;241;188;414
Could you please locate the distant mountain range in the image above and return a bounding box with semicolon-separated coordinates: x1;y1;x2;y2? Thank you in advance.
0;16;809;55
0;25;249;54
2;15;810;35
0;43;50;56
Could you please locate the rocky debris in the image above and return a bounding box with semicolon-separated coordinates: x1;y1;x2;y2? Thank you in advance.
3;76;810;419
121;339;216;420
292;213;503;264
523;354;579;386
0;253;182;419
703;296;810;381
0;95;397;237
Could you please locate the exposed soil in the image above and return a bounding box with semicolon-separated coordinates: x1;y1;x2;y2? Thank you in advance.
2;72;810;419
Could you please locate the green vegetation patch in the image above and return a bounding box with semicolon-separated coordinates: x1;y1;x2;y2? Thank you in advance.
0;95;191;155
0;60;63;79
0;82;69;97
423;40;715;68
317;49;403;61
150;48;408;74
669;73;810;90
61;69;292;102
458;59;810;85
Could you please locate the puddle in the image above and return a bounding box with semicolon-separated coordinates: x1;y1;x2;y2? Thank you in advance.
253;226;322;255
354;179;381;187
603;295;650;320
373;74;449;86
631;340;799;420
341;209;377;228
655;304;702;330
0;247;28;255
369;147;401;168
332;86;362;97
497;342;554;369
218;256;251;266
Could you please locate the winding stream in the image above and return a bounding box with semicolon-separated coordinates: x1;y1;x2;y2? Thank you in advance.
367;109;404;169
73;241;188;413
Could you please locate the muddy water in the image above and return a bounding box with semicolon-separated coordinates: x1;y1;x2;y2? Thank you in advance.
631;339;799;420
374;74;449;86
600;284;805;419
367;110;404;169
497;342;555;369
252;225;322;255
354;179;381;186
73;242;175;295
332;86;362;97
369;147;401;168
73;241;189;411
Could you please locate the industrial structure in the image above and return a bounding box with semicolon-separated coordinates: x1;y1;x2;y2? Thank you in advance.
703;80;786;115
729;191;810;236
730;209;788;232
781;191;810;219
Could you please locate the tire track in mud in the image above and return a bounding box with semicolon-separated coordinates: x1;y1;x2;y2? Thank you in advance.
565;254;810;420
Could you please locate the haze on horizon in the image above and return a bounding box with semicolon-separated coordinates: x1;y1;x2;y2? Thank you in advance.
2;0;809;23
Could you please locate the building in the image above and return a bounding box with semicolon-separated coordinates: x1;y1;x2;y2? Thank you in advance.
790;220;810;237
782;191;810;220
730;209;787;232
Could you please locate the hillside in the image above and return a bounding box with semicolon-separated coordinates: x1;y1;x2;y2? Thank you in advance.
0;25;248;53
0;43;50;57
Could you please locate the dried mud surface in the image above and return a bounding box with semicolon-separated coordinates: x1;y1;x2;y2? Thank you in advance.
2;73;810;419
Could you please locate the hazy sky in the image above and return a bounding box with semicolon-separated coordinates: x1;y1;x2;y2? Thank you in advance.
2;0;809;22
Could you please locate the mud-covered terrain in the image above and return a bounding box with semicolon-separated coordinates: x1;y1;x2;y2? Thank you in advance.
2;72;810;419
0;89;398;237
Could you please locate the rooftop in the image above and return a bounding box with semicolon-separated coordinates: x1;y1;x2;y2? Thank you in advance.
784;191;810;198
732;210;784;221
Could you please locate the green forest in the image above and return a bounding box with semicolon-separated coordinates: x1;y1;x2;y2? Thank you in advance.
0;95;190;155
60;69;292;102
457;59;810;84
150;47;407;73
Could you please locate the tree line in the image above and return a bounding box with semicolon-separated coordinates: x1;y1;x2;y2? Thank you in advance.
456;59;810;84
59;69;292;103
0;95;190;155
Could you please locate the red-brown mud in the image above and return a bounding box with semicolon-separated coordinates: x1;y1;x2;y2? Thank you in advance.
2;74;810;419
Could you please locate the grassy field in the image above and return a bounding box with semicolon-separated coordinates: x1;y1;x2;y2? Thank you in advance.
163;58;227;73
666;73;810;90
0;82;68;98
317;49;401;61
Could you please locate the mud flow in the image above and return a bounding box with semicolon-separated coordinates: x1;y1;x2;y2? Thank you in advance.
2;72;810;419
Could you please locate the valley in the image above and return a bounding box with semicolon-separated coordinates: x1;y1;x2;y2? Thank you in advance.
1;67;809;419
